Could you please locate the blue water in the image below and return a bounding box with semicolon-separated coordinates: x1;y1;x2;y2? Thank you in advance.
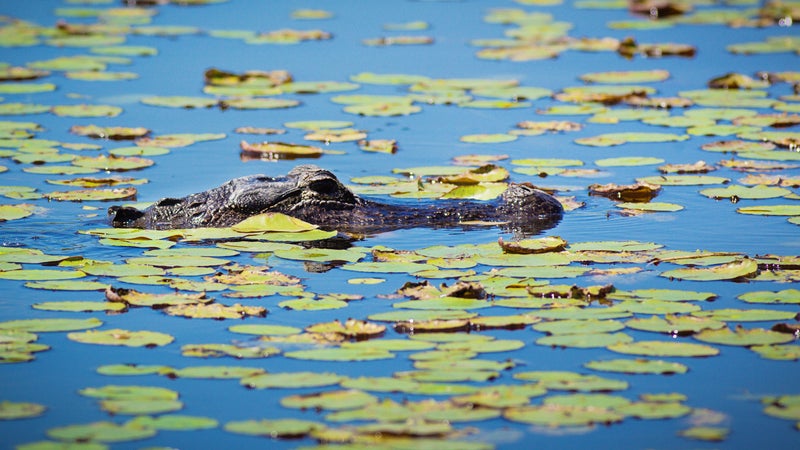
1;0;799;449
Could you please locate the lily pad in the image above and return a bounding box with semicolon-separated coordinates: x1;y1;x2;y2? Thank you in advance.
68;329;174;347
0;318;102;332
693;326;795;347
224;418;323;438
504;404;624;427
46;421;156;443
608;340;720;357
280;389;378;411
51;104;122;118
0;401;47;419
584;358;689;375
660;258;759;281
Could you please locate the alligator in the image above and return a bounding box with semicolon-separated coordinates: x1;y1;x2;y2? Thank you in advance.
108;165;563;235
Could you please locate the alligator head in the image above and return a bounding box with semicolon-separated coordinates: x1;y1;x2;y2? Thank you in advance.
109;164;563;235
109;165;361;229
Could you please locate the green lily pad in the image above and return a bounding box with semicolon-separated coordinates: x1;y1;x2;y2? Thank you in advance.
126;414;218;431
100;398;182;415
693;327;795;347
0;204;36;222
224;418;323;438
616;401;691;419
514;370;629;391
24;280;110;291
576;132;689;147
164;303;266;320
68;329;174;347
51;104;122;118
0;318;102;332
181;343;280;359
228;324;301;335
45;187;137;202
280;389;378;411
285;347;394;361
679;426;729;442
504;404;624;427
460;133;518;143
32;301;126;313
580;69;670;84
46;421;157;443
700;185;791;200
0;401;47;419
617;202;684;212
584;358;689;375
71;155;154;171
537;332;633;348
141;96;218;109
625;315;725;334
595;156;665;167
165;366;265;379
0;269;85;281
608;340;720;357
661;258;759;281
221;98;300;110
278;296;347;311
0;103;50;115
96;364;170;376
339;377;421;394
751;344;800;360
242;371;344;389
692;308;797;322
737;204;800;216
739;289;800;304
533;319;625;335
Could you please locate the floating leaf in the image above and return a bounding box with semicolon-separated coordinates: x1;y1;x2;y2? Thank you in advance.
608;340;720;357
51;104;122;118
625;315;725;335
126;414;218;431
576;132;689;147
580;69;670;84
679;426;729;442
32;301;126;313
181;343;280;359
737;204;800;216
739;289;800;304
0;204;36;222
692;308;797;322
141;96;218;109
165;303;266;320
280;389;378;411
46;421;156;443
228;324;301;336
241;372;344;389
617;202;683;212
72;155;153;171
693;326;795;347
46;187;137;202
504;404;624;427
616;401;691;419
224;418;323;438
68;329;174;347
661;259;758;281
0;401;47;419
0;318;102;333
585;358;688;375
460;133;517;144
285;347;394;361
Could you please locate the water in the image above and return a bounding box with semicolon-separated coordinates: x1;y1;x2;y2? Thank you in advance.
0;0;798;449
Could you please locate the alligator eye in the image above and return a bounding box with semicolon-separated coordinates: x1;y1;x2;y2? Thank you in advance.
309;179;339;196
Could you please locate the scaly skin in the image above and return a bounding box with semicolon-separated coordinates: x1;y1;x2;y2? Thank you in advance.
108;165;563;235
